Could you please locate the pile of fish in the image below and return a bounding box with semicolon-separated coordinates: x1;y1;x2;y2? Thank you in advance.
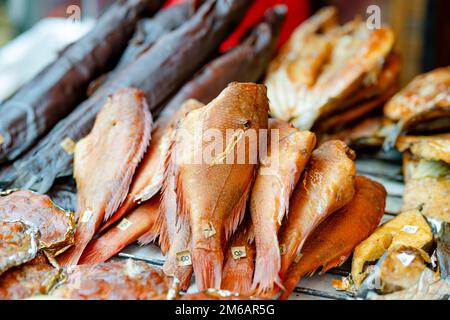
265;6;400;147
0;0;449;301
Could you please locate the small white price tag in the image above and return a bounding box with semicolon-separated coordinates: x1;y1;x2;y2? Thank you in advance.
117;218;133;231
176;250;192;266
396;252;415;267
279;244;287;255
231;246;247;260
294;253;303;263
0;134;4;146
60;137;76;155
80;208;93;223
402;225;418;234
202;222;216;239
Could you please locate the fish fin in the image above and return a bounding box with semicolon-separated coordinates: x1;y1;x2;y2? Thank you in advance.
278;274;302;300
98;195;135;233
137;229;159;246
252;234;283;294
79;237;122;264
223;173;254;240
222;268;254;295
103;103;153;222
192;248;223;291
320;251;352;274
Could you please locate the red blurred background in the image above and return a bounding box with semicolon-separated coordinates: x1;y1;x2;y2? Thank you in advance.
165;0;310;50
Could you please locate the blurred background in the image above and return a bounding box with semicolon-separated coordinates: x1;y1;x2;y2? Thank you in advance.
0;0;449;85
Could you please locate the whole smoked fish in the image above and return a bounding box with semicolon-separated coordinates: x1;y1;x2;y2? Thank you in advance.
80;196;160;264
0;0;162;163
8;0;250;193
161;5;286;117
58;88;152;266
278;140;356;278
251;119;316;293
100;99;204;233
279;176;386;299
172;83;269;290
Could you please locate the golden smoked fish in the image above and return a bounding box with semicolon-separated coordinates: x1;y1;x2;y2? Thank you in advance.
278;140;356;278
221;216;255;296
58;88;152;266
79;196;160;264
280;176;386;299
251;119;316;293
100;99;204;232
172;82;269;290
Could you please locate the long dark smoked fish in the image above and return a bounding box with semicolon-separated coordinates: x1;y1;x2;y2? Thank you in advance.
7;0;250;193
0;0;162;164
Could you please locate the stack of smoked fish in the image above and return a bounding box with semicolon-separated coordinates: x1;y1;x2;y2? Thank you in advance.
265;7;401;148
331;68;450;299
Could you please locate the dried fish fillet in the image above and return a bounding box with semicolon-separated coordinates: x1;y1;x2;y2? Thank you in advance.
0;220;38;276
280;176;386;299
51;260;170;300
278;140;356;278
402;155;450;222
58;88;152;266
397;134;450;164
0;190;75;255
351;209;433;287
172;82;269;290
251;119;316;292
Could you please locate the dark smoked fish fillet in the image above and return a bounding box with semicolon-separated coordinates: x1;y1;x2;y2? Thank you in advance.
7;0;250;194
0;0;163;164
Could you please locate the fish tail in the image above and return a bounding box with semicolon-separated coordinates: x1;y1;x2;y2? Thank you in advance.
222;267;253;295
320;251;352;274
98;195;135;233
192;248;223;291
79;237;122;264
252;236;283;294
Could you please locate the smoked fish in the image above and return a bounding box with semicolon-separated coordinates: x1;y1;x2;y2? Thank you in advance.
171;82;269;290
80;196;160;264
280;176;386;299
278;140;356;278
58;88;152;266
0;0;162;163
251;119;316;293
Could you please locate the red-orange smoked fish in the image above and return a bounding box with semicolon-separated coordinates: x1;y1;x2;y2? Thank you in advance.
172;82;269;290
278;140;356;278
79;196;160;264
58;88;152;266
251;119;316;293
221;216;255;296
100;99;204;233
279;176;386;299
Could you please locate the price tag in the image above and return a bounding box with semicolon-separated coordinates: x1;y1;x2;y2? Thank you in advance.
60;137;76;155
294;253;303;263
202;222;216;239
117;218;133;231
80;208;93;223
402;225;418;234
176;250;192;266
0;134;4;146
396;252;415;267
231;246;247;260
279;244;287;255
